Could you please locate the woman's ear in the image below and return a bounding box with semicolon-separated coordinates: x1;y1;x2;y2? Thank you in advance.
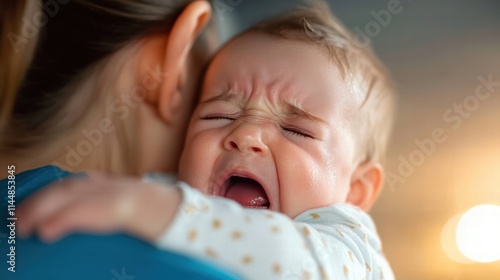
346;161;384;211
157;1;212;122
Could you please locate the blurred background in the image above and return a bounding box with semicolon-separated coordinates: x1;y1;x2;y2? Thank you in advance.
215;0;500;279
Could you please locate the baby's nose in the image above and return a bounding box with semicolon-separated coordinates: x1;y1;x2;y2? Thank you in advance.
223;118;271;156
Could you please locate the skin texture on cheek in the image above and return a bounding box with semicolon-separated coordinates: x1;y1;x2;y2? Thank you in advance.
289;133;355;217
178;134;212;193
315;152;339;196
270;138;327;217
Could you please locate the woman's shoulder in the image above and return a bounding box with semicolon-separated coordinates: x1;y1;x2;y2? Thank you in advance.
0;165;77;207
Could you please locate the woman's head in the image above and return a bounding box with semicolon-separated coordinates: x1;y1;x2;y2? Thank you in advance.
1;0;216;174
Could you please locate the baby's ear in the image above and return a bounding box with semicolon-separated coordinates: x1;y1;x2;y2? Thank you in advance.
346;161;384;211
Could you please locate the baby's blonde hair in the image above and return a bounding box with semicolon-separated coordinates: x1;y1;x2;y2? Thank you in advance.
248;0;396;164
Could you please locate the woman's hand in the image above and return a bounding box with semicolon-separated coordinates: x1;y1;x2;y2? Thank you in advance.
17;173;182;243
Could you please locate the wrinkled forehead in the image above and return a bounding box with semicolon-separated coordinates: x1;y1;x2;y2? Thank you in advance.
202;32;363;119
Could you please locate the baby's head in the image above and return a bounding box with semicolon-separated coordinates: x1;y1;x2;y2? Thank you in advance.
179;1;395;217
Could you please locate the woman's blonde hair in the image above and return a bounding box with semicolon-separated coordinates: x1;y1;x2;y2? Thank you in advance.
0;0;40;133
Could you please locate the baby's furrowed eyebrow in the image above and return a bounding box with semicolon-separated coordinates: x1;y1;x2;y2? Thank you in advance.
283;102;327;125
200;91;245;107
201;92;327;124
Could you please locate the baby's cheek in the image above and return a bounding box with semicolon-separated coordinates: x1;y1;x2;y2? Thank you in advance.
180;165;211;196
304;156;348;207
178;148;203;186
285;161;332;216
180;137;219;195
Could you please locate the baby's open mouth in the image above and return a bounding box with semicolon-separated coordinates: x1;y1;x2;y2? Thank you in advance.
223;176;270;209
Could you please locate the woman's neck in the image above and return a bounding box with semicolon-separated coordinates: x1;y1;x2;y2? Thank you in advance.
0;137;104;179
0;149;58;179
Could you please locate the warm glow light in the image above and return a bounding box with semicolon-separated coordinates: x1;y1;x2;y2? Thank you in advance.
441;214;473;263
456;204;500;263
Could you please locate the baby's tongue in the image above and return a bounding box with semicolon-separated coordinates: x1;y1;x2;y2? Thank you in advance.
225;178;269;208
